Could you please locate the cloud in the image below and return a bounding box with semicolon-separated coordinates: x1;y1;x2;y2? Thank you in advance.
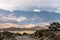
0;0;60;13
0;13;27;22
41;23;50;26
33;9;41;12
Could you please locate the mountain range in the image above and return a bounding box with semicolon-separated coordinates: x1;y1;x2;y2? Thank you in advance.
0;22;49;32
0;9;60;28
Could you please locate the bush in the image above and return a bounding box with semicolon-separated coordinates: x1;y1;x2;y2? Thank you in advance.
23;32;28;35
30;22;60;40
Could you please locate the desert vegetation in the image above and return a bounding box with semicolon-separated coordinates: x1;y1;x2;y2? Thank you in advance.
0;22;60;40
0;31;30;40
0;31;22;40
30;22;60;40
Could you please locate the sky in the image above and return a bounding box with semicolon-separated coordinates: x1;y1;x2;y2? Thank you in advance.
0;0;60;12
0;0;60;26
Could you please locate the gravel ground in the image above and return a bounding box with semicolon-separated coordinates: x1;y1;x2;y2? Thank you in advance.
16;36;38;40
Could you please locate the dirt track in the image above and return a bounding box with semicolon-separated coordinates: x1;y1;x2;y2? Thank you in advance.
16;36;38;40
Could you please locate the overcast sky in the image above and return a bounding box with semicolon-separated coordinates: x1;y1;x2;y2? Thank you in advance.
0;0;60;13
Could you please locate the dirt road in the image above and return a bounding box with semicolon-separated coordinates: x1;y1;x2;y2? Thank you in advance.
16;36;38;40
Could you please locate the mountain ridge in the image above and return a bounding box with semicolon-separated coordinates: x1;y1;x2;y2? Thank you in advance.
0;9;60;26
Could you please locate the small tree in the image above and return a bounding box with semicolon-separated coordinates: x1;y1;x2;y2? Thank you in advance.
49;22;60;31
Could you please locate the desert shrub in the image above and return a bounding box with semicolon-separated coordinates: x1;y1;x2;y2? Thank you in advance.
23;32;28;35
30;22;60;40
